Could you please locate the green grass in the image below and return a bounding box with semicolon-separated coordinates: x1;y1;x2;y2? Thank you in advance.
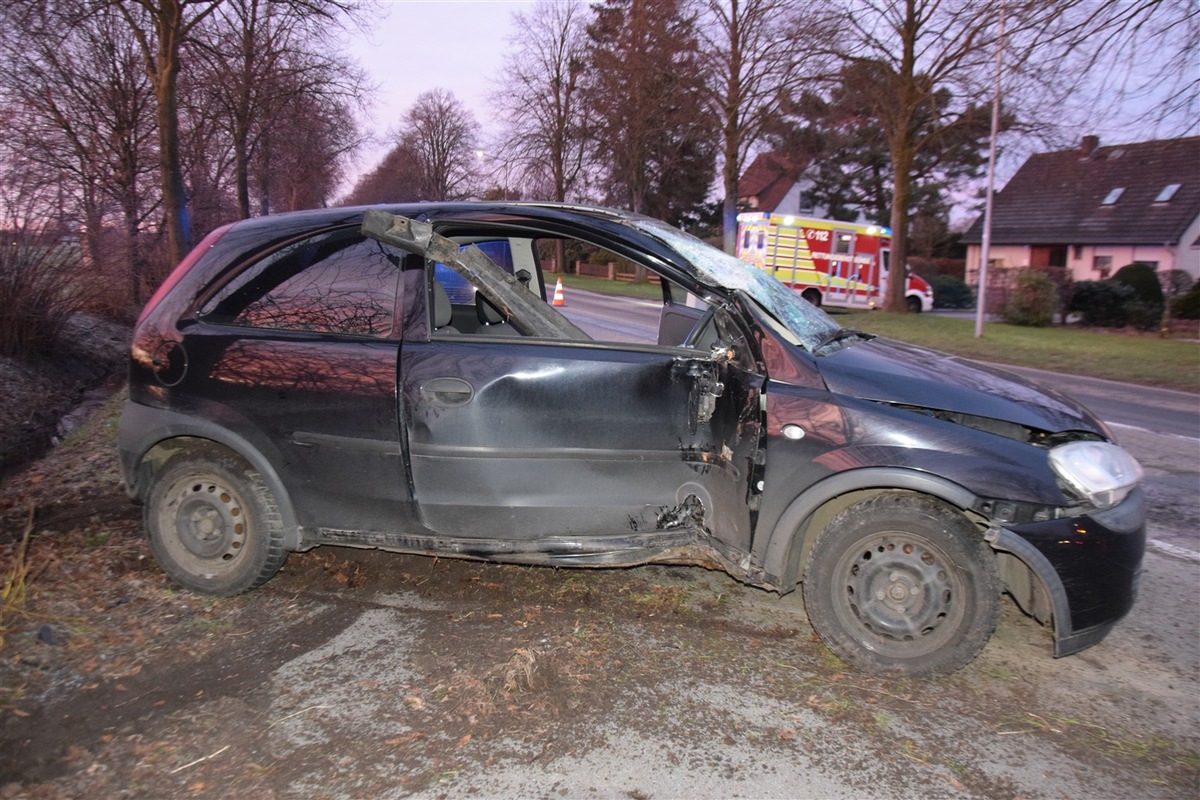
835;310;1199;393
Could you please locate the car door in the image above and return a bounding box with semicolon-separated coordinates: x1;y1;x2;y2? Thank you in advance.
367;211;764;556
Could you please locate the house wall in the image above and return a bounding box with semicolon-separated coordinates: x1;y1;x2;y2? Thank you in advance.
966;235;1199;285
768;176;868;222
773;180;814;216
964;245;1031;285
1179;214;1200;279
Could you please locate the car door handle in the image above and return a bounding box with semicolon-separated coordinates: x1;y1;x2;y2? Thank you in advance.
422;377;474;407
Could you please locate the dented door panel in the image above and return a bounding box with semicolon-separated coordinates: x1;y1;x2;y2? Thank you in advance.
400;338;754;545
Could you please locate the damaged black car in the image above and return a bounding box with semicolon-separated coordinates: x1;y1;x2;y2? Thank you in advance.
118;203;1145;677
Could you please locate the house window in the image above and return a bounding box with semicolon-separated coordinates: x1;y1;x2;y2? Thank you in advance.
798;190;815;214
1101;187;1124;205
1093;255;1112;278
1155;184;1181;203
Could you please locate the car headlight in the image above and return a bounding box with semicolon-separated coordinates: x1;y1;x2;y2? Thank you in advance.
1048;441;1143;509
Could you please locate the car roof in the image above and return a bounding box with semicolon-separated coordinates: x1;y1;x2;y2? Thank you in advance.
207;202;695;288
224;201;640;238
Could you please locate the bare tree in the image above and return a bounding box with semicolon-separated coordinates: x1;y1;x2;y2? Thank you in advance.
103;0;228;266
694;0;818;252
397;89;481;201
1070;0;1198;139
493;0;592;203
257;89;362;211
824;0;1101;312
342;141;426;205
2;2;160;306
189;0;290;219
95;0;359;264
188;0;370;218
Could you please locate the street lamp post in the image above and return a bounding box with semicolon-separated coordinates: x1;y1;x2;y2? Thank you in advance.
976;4;1005;339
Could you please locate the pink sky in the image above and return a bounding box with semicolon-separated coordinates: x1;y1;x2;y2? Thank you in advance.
342;0;530;189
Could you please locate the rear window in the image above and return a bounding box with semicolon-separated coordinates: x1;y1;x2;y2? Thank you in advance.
201;229;402;337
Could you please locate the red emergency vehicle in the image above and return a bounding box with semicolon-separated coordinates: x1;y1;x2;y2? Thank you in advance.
736;212;933;312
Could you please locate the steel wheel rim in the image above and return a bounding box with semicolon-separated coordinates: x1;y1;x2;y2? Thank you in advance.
161;474;248;572
831;532;967;658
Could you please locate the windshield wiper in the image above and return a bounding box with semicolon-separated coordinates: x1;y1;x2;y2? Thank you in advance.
812;327;875;355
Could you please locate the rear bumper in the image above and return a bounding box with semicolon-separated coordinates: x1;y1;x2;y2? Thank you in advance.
990;488;1145;657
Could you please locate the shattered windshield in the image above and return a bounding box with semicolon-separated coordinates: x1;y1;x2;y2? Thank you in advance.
630;218;843;352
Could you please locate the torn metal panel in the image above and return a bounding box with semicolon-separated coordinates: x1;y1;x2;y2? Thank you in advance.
362;209;588;341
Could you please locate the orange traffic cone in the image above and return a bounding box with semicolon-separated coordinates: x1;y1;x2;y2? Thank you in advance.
552;277;566;307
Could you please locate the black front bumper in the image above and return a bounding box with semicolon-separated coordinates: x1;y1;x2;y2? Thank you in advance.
991;488;1145;657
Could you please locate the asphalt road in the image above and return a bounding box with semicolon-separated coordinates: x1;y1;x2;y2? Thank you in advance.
557;288;663;344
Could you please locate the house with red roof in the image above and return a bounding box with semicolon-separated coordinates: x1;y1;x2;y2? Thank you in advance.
738;153;814;214
738;152;873;223
962;136;1200;283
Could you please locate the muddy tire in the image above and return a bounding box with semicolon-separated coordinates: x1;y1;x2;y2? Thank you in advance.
146;451;287;596
802;493;999;677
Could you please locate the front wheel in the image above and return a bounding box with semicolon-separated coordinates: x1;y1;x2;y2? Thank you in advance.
802;493;1000;677
906;295;923;314
146;451;288;596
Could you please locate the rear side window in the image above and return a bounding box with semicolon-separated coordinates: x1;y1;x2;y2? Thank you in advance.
202;229;402;337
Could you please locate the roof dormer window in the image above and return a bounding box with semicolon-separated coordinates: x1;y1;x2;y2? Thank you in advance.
1155;183;1181;203
1101;187;1125;205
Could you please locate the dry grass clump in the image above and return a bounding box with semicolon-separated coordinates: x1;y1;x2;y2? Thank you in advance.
1;508;44;650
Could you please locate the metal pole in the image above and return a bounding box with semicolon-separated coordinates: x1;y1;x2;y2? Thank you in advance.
975;4;1005;338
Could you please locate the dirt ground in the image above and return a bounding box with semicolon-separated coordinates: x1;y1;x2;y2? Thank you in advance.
1;391;1197;800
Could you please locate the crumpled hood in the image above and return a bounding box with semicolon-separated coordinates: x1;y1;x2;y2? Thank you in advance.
817;337;1105;435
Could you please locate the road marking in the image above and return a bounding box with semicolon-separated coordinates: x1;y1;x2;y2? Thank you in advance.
1107;421;1200;442
1148;539;1200;562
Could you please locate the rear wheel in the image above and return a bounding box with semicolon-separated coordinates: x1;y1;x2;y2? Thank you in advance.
146;451;287;596
802;493;999;677
801;288;822;307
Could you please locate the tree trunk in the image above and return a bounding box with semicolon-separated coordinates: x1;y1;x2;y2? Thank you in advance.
126;214;144;307
886;148;912;313
884;0;918;314
258;134;271;216
721;0;742;255
235;140;251;219
154;8;191;266
721;143;739;254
